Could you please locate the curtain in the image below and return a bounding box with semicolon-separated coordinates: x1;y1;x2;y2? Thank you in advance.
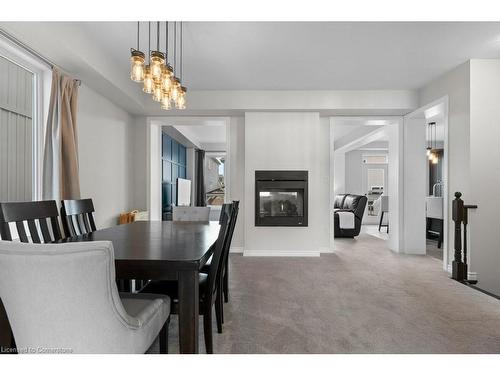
195;149;206;206
42;69;80;201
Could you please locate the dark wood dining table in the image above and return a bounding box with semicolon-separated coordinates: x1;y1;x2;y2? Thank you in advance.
57;220;220;354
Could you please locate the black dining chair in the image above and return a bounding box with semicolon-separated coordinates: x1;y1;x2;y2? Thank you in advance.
140;203;234;354
60;198;97;237
0;200;63;242
201;201;239;330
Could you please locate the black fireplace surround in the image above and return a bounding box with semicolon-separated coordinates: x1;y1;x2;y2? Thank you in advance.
255;170;308;227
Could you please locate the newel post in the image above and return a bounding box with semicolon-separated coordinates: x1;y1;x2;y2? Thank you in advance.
452;192;466;281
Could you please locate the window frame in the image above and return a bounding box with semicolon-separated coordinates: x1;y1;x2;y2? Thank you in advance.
0;37;51;201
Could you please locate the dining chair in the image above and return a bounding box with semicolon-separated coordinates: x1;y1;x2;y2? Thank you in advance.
60;198;97;237
140;203;233;354
201;201;240;329
172;206;210;221
0;240;171;354
0;200;63;242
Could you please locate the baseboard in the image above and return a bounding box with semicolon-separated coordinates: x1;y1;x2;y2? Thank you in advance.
230;246;244;253
319;246;334;253
243;250;320;257
446;264;477;280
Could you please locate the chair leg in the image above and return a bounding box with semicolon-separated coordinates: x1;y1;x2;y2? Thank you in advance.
378;211;384;232
215;290;223;334
203;309;214;354
223;258;229;303
159;317;169;354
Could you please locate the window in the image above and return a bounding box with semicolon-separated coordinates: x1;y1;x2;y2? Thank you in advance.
205;153;225;206
0;55;35;202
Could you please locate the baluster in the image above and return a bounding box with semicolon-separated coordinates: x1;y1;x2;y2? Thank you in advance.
452;192;466;281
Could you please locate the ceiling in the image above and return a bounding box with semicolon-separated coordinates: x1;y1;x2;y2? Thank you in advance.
174;124;226;146
68;21;500;90
2;22;500;114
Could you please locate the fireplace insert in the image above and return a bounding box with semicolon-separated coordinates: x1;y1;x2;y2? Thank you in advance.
255;170;308;227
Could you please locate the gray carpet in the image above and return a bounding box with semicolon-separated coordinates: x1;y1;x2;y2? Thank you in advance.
149;232;500;354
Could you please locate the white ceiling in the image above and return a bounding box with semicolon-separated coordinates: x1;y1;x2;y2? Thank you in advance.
174;124;226;146
79;21;500;90
2;22;500;114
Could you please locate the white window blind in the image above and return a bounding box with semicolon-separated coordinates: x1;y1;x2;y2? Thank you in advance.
0;55;34;202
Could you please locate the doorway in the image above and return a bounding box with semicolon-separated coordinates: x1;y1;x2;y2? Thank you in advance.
403;97;449;269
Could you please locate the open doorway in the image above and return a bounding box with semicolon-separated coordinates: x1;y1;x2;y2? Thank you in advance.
403;97;449;269
147;117;229;222
330;117;402;249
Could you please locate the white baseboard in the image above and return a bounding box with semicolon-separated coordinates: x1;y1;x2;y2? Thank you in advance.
243;250;320;257
319;246;334;253
446;264;478;280
230;246;244;253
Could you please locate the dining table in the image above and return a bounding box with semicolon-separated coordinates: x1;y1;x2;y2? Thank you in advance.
57;220;220;354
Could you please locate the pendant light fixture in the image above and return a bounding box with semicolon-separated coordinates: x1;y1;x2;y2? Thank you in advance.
131;21;188;109
142;22;154;94
426;122;432;157
130;22;145;82
432;122;439;164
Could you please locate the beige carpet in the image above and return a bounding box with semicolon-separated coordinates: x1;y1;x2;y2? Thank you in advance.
150;232;500;354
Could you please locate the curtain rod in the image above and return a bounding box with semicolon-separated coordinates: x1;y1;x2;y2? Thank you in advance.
0;28;81;86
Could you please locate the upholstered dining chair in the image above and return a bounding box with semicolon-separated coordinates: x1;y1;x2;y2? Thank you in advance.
141;203;233;354
172;206;211;221
0;240;171;354
60;198;97;237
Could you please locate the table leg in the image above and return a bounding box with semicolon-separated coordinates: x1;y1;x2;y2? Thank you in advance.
178;270;199;354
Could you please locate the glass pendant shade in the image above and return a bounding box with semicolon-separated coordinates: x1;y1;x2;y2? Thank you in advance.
150;51;165;82
426;148;431;157
152;82;163;102
432;154;439;164
130;50;145;82
175;86;187;109
142;65;154;93
161;64;174;92
170;78;181;101
161;92;172;110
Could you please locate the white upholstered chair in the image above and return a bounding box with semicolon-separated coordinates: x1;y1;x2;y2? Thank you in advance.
0;240;170;354
172;206;210;221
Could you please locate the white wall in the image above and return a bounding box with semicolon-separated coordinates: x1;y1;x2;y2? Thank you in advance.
469;60;500;295
228;116;245;250
419;62;470;265
78;84;140;228
244;112;329;255
402;117;427;254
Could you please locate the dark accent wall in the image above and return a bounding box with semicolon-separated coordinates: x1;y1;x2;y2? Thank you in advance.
162;132;187;220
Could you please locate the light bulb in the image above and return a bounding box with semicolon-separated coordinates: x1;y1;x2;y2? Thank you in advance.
426;148;431;157
170;78;181;101
161;92;172;110
175;86;187;109
142;65;154;94
161;64;173;92
432;154;438;164
150;51;165;82
130;50;145;82
152;82;163;102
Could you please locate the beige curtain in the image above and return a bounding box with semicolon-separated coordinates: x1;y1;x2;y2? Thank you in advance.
42;69;80;200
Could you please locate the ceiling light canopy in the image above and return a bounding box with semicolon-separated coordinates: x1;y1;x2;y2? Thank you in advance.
130;21;187;110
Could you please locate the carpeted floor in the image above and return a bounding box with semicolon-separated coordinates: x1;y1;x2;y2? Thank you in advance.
149;232;500;354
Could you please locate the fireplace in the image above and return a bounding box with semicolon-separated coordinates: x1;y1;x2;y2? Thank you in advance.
255;170;308;227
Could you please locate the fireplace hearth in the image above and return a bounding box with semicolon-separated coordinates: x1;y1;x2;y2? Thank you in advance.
255;170;308;227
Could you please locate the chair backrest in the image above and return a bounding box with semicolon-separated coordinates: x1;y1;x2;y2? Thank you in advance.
61;199;97;237
333;194;347;209
342;195;368;220
0;200;62;243
172;206;210;221
205;203;233;303
218;201;239;278
0;240;143;353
